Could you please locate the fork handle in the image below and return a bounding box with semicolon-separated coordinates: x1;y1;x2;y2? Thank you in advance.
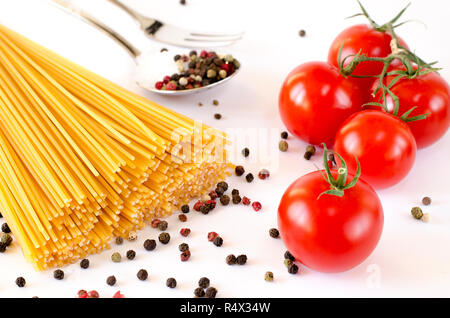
107;0;156;29
50;0;141;59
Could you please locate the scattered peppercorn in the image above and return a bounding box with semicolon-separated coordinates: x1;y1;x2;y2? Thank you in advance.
180;0;186;5
87;290;99;298
181;250;191;261
258;169;270;180
0;242;6;253
214;113;222;120
252;201;262;211
215;186;225;197
242;147;250;157
111;252;122;263
180;228;191;237
159;232;170;244
217;181;228;191
206;200;216;211
236;254;247;265
179;243;189;252
208;191;218;200
158;220;168;231
113;291;125;298
178;214;187;222
235;165;245;176
264;271;274;282
126;250;136;260
78;290;87;298
198;277;210;288
269;228;279;238
151;219;160;228
144;239;157;251
207;232;219;242
1;233;12;246
226;254;237;265
193;200;203;211
160;48;168;52
279;140;288;152
299;29;306;37
232;194;241;204
53;269;64;280
200;204;210;214
128;231;137;241
219;194;230;205
288;263;299;274
213;236;223;247
1;223;10;233
246;173;254;183
242;196;251;205
181;204;190;213
411;207;423;220
212;99;219;106
284;259;293;268
16;277;26;287
115;237;124;245
107;275;116;286
284;250;295;261
205;287;217;298
422;213;430;223
166;277;177;288
137;269;148;281
281;131;288;139
304;145;316;160
194;287;205;297
80;259;90;269
422;197;432;206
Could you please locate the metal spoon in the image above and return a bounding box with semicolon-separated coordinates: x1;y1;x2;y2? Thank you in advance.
50;0;241;95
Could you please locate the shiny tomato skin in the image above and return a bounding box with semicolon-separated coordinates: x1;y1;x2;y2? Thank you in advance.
334;110;416;189
278;170;384;273
370;71;450;149
328;24;408;101
278;61;364;146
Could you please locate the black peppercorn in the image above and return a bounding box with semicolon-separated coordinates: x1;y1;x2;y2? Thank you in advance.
144;239;156;251
236;254;247;265
245;173;254;183
194;287;205;297
214;113;222;120
178;214;187;222
137;269;148;281
80;259;90;269
198;277;210;288
205;287;217;298
212;99;219;106
281;131;288;139
284;250;295;261
231;189;239;196
181;204;190;213
199;205;210;214
158;232;170;244
126;250;136;260
53;269;64;280
0;242;6;253
174;54;181;61
213;236;223;247
217;181;228;191
179;243;189;252
235;165;245;176
157;220;168;231
115;237;123;245
1;223;10;233
215;186;225;197
304;145;316;160
107;275;116;286
160;48;168;53
299;29;306;37
226;254;236;265
232;194;241;204
220;195;230;205
288;263;299;274
166;277;177;288
189;50;197;56
242;147;250;157
269;228;280;238
15;277;26;287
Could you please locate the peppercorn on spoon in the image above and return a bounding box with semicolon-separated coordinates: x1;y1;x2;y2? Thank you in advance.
107;0;244;47
50;0;241;96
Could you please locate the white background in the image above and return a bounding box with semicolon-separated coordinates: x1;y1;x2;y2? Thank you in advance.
0;0;450;298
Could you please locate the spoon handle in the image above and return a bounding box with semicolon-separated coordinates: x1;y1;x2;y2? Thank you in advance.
49;0;141;59
107;0;156;29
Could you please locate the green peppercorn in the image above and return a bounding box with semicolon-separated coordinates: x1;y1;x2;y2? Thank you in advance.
224;54;234;62
279;140;288;152
284;258;293;268
1;233;12;246
411;207;423;220
207;69;217;78
264;271;274;282
219;69;227;78
304;145;316;160
111;252;122;263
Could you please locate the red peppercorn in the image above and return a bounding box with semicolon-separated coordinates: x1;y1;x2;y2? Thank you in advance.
207;52;216;58
87;290;99;298
193;200;203;211
209;191;218;200
252;202;262;212
163;75;171;84
186;84;194;89
166;82;177;90
181;250;191;261
151;219;160;228
113;291;125;298
77;290;88;298
258;169;270;180
220;63;230;73
206;200;216;210
200;50;208;58
207;232;219;242
180;228;191;237
155;81;164;90
242;196;251;205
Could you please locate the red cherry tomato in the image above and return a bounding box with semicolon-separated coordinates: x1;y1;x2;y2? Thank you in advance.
328;24;409;101
279;61;364;146
278;170;383;273
370;71;450;148
334;110;416;189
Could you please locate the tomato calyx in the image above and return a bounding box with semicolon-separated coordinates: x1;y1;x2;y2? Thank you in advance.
317;144;361;199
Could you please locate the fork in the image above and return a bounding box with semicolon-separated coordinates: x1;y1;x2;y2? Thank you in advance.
107;0;243;47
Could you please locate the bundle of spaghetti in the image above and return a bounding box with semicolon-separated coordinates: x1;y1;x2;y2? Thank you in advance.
0;25;231;270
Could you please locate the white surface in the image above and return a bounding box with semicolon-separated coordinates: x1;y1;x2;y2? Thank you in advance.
0;0;450;298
